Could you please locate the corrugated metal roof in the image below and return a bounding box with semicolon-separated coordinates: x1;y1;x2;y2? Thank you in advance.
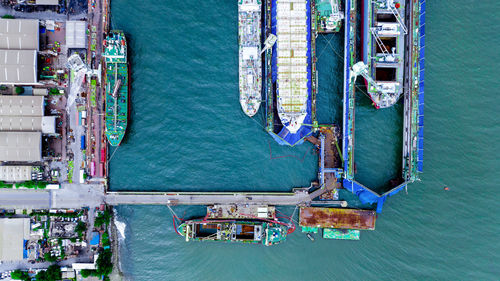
0;96;44;116
0;49;37;84
0;165;33;182
0;218;30;261
66;21;86;49
36;0;60;5
299;207;376;230
0;131;41;162
0;19;39;50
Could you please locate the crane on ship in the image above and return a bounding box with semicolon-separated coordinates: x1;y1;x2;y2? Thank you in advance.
370;27;396;62
386;0;407;34
350;62;382;91
261;34;277;54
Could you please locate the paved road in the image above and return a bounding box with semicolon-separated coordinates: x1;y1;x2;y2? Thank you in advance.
0;184;104;209
0;190;50;209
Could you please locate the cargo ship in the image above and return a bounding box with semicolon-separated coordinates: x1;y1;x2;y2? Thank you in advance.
362;0;407;108
238;0;262;117
103;31;129;146
276;0;310;134
177;219;289;246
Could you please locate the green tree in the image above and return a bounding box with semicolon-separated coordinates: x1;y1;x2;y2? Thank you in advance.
80;269;95;278
96;249;113;276
35;265;61;281
75;221;87;237
44;252;57;262
94;209;112;228
10;269;30;281
15;86;24;95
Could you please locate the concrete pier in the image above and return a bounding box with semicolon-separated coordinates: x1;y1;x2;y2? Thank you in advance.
0;184;346;209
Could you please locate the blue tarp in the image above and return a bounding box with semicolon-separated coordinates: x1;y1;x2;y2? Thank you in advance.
269;0;313;146
90;232;100;246
23;240;28;259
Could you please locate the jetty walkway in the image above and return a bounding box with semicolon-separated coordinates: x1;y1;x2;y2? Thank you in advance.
0;184;344;210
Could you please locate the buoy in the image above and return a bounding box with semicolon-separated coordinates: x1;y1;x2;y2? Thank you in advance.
306;233;315;242
444;187;449;191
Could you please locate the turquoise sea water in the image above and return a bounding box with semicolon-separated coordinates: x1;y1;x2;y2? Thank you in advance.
110;0;500;279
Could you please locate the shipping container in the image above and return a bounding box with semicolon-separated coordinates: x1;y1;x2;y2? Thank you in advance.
100;148;106;162
79;169;85;183
81;135;86;150
91;161;96;176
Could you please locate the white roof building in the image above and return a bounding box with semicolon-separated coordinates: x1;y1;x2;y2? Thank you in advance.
0;96;44;116
0;49;38;85
0;218;30;261
0;19;39;50
0;165;33;182
66;21;86;49
36;0;60;5
0;131;42;162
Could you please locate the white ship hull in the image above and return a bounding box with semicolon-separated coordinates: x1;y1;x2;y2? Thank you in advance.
239;0;262;117
276;0;309;133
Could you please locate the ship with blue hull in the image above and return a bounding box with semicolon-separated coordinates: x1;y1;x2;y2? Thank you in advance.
267;0;314;146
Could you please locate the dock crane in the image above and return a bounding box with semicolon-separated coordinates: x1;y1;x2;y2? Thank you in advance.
351;62;381;91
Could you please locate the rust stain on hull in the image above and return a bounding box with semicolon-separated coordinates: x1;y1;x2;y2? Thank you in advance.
299;207;376;230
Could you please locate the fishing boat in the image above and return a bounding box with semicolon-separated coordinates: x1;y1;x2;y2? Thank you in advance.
239;0;262;117
103;31;129;146
362;0;407;108
178;219;289;246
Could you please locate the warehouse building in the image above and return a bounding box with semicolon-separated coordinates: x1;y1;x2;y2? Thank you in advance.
0;49;38;85
0;131;42;162
0;19;39;85
0;19;39;50
0;165;33;182
0;218;30;261
0;96;55;163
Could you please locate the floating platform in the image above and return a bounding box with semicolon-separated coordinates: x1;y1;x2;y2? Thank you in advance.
299;207;376;230
206;204;276;220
